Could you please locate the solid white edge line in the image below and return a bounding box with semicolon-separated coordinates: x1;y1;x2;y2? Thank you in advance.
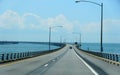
75;53;99;75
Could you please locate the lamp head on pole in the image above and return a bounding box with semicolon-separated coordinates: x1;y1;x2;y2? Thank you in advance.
75;0;102;6
75;1;80;3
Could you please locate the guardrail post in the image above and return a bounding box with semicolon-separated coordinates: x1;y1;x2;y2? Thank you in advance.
23;52;25;58
22;53;24;58
6;54;9;61
106;53;109;59
109;54;112;60
10;53;12;60
113;54;115;61
14;53;16;60
17;53;19;59
20;53;22;59
27;52;29;57
0;54;2;61
2;54;4;61
24;52;26;57
116;54;119;62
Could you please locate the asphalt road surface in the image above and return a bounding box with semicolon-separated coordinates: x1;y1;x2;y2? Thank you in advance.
0;44;98;75
39;46;95;75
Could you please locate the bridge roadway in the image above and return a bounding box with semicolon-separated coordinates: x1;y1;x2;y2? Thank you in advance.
0;44;120;75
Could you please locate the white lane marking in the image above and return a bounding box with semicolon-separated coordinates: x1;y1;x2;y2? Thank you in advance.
52;59;55;62
75;53;99;75
44;64;48;67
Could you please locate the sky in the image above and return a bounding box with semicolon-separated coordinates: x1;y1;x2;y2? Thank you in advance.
0;0;120;43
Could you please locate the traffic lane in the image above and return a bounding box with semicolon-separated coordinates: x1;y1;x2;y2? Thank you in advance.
27;48;68;75
43;48;94;75
74;47;120;75
0;45;69;75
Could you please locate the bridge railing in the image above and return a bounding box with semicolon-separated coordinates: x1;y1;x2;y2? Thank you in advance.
75;44;120;63
0;44;66;63
80;49;120;62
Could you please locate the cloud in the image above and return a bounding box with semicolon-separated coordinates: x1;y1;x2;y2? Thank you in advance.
23;13;42;29
0;10;120;37
0;10;74;32
79;19;120;35
104;19;120;32
0;10;24;29
80;22;100;34
41;14;74;32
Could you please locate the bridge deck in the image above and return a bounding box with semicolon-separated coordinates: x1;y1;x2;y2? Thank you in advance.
37;47;95;75
74;47;120;75
0;44;120;75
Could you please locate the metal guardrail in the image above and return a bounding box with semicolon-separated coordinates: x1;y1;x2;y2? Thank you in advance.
75;45;120;63
0;52;31;62
0;51;52;62
0;44;66;63
80;50;120;62
75;44;120;62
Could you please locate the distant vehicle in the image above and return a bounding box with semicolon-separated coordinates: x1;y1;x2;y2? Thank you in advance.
69;46;72;49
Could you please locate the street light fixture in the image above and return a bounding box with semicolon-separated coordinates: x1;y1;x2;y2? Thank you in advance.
73;32;82;49
75;0;103;52
49;26;63;51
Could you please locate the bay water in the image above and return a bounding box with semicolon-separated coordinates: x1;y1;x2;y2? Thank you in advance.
0;42;60;54
81;43;120;54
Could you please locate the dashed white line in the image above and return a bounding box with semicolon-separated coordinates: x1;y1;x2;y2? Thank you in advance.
44;64;48;67
52;59;55;62
75;53;99;75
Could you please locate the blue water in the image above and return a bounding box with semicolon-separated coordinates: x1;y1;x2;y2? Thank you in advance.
0;43;60;54
81;43;120;54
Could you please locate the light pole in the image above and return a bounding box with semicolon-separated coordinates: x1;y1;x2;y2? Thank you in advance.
73;32;82;49
49;26;63;51
75;0;103;52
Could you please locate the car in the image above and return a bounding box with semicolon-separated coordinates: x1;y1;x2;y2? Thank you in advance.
69;46;72;49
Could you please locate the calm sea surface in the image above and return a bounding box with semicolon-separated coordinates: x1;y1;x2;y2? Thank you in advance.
0;43;60;54
81;43;120;54
1;43;120;54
